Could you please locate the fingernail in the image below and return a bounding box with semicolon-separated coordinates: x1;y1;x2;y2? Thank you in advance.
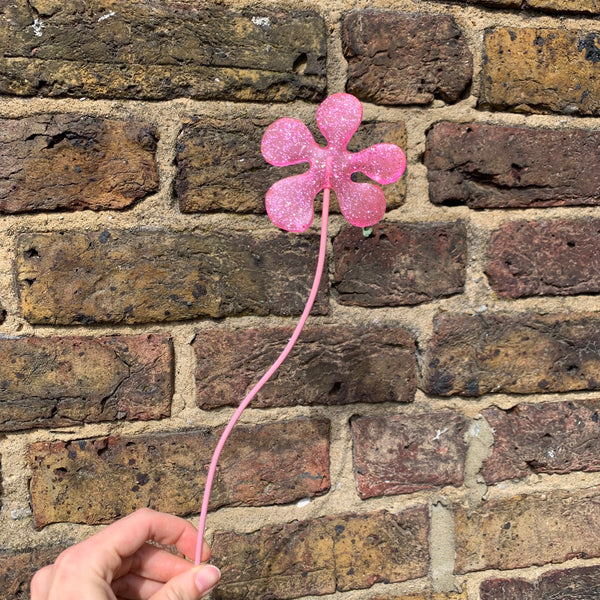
195;564;221;594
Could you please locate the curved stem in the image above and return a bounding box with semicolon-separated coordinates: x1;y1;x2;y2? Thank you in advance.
195;188;331;564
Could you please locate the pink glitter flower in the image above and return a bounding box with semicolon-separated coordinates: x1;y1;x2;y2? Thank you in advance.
261;93;406;233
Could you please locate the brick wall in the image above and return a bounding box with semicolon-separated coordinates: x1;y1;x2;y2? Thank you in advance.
2;0;600;599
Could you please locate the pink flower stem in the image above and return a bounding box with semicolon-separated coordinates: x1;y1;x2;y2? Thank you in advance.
195;180;332;565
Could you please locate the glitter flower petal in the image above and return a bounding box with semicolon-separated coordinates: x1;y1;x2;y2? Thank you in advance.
265;171;323;233
262;93;406;233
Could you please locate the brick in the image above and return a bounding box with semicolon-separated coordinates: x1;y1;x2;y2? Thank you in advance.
211;507;429;599
0;2;326;102
425;123;600;209
333;223;466;307
480;566;600;600
29;418;330;528
486;219;600;298
175;118;406;214
352;412;469;499
343;11;472;105
423;312;600;396
194;326;416;409
372;591;467;600
16;229;328;325
455;487;600;573
481;401;600;483
0;334;172;432
0;546;65;600
480;28;600;116
0;114;158;213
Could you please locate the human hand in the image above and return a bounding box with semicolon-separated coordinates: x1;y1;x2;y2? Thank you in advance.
31;508;221;600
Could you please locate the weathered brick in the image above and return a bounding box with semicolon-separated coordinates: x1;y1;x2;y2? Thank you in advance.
455;488;600;573
486;219;600;298
211;508;429;600
333;223;466;307
0;2;326;102
194;326;415;409
372;591;467;600
481;566;600;600
0;546;65;600
481;28;600;116
0;334;172;432
0;114;158;213
425;123;600;209
352;412;469;498
343;11;472;105
16;229;328;325
481;401;600;483
29;418;330;528
175;117;406;214
423;312;600;396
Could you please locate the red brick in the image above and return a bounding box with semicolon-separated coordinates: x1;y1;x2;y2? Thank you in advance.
175;118;406;215
211;508;429;599
352;412;468;498
455;487;600;572
481;28;600;116
343;11;472;105
481;566;600;600
481;401;600;483
423;312;600;396
0;3;326;102
194;326;416;409
0;334;172;432
486;219;600;298
425;123;600;209
29;418;330;528
16;229;328;325
0;114;158;213
333;223;466;307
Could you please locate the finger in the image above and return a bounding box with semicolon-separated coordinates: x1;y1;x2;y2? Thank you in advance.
30;564;54;600
112;573;162;600
113;543;194;582
150;565;220;600
80;509;204;570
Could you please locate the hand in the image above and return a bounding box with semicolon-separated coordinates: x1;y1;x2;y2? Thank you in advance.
31;508;221;600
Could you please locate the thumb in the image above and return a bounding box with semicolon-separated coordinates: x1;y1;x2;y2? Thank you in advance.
151;564;221;600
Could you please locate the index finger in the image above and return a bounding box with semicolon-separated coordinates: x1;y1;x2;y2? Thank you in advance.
81;509;210;567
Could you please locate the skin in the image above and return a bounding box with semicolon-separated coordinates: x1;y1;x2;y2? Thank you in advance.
31;508;221;600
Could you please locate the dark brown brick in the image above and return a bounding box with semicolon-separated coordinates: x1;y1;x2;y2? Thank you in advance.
423;312;600;396
0;114;158;213
211;508;429;600
0;2;326;102
481;401;600;483
29;418;330;528
175;118;406;214
352;412;469;498
481;566;600;600
0;334;172;432
0;546;66;600
480;28;600;116
486;219;600;298
194;326;416;409
425;123;600;209
455;488;600;573
343;11;472;105
16;229;328;325
333;223;466;307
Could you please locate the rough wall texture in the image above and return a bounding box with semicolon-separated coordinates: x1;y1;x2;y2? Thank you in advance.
2;0;600;599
